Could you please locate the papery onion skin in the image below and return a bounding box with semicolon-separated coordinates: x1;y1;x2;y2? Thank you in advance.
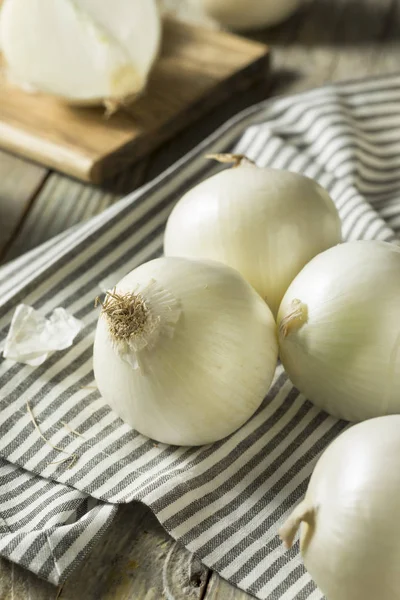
280;416;400;600
164;163;341;317
0;0;161;106
278;240;400;422
198;0;301;30
93;257;278;446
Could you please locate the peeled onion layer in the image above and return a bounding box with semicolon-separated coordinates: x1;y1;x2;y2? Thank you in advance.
164;159;341;317
278;240;400;422
281;416;400;600
93;257;278;446
198;0;301;30
0;0;161;106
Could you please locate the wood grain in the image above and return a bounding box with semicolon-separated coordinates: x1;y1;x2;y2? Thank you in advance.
0;153;153;264
0;557;57;600
257;0;400;95
58;503;208;600
0;19;269;183
0;151;47;257
204;573;253;600
1;173;120;263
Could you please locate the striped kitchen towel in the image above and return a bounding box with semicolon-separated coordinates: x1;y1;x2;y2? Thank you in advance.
0;72;400;599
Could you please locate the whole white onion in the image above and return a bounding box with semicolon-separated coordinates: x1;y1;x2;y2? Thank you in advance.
0;0;161;108
277;240;400;421
197;0;301;30
280;416;400;600
93;257;278;446
164;156;341;316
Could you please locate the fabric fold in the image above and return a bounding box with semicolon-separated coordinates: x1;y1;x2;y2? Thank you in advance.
1;72;400;597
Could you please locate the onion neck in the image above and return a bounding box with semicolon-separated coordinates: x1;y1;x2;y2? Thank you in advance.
279;500;316;550
205;153;256;168
97;282;182;371
279;299;308;339
100;290;150;343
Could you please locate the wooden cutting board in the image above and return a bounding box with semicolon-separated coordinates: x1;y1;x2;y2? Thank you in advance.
0;19;269;183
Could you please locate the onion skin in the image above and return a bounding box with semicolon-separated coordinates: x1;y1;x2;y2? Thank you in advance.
280;416;400;600
278;240;400;422
164;162;341;317
93;257;278;446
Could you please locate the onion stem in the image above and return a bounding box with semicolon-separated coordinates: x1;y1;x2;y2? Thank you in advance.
205;153;256;168
279;299;308;339
279;500;315;549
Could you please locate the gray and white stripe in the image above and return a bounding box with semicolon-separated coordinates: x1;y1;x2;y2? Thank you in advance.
1;72;400;598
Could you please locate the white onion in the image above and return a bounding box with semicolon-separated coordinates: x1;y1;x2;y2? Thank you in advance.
93;257;278;446
0;0;161;108
280;416;400;600
196;0;301;30
278;240;400;422
164;156;341;316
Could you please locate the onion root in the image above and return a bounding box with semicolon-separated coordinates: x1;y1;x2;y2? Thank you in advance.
99;290;149;341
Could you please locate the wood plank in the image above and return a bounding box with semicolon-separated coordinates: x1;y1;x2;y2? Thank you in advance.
58;503;208;600
0;557;57;600
258;0;352;94
204;573;253;600
0;150;48;257
0;503;208;600
0;20;269;183
1;173;120;263
0;155;152;263
263;0;398;95
1;75;270;263
362;0;400;76
141;77;270;184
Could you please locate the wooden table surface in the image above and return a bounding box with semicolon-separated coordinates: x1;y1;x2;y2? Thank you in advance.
0;0;399;598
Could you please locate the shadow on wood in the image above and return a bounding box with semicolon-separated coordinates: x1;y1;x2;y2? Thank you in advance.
58;502;208;600
251;0;399;47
